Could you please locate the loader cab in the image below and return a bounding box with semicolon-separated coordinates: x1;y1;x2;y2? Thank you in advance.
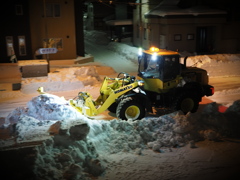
138;47;181;82
137;47;182;93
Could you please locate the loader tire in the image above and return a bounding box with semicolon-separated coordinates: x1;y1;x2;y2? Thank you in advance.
116;97;145;120
108;102;118;113
172;93;199;114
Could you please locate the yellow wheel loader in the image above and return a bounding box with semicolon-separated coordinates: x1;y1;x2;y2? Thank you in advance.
69;47;214;120
38;47;214;120
69;72;148;120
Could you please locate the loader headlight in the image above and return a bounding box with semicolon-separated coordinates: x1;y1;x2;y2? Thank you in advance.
138;80;144;86
138;47;143;56
151;52;157;60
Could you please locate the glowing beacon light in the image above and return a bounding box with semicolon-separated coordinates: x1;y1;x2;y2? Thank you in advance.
150;47;159;52
138;47;143;56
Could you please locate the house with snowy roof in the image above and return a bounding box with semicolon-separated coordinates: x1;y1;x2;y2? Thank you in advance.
133;0;239;54
0;0;85;63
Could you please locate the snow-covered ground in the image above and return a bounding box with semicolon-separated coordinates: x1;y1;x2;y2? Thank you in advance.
0;30;240;180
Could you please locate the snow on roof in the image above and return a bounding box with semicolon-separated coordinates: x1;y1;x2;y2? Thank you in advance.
18;60;48;66
145;4;227;17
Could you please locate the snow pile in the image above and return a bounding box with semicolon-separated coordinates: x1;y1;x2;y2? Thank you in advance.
34;136;104;180
84;30;110;45
15;115;57;142
182;54;240;66
182;55;212;67
210;54;240;62
4;94;83;127
107;42;138;64
26;94;83;121
1;92;240;179
21;66;101;94
201;101;240;138
86;112;197;155
33;118;104;180
180;54;240;77
3;92;240;146
180;52;240;62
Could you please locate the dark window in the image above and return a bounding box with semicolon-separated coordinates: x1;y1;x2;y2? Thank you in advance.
163;56;180;81
15;5;23;15
144;28;147;40
137;24;139;38
46;3;60;17
174;34;182;41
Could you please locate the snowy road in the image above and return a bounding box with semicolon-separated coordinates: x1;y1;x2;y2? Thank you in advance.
208;76;240;106
210;76;240;91
85;40;138;73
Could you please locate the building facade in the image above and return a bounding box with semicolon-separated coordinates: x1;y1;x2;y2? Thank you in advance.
133;0;240;54
0;0;32;63
0;0;84;63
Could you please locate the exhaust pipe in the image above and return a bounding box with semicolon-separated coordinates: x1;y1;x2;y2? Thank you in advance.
183;56;188;68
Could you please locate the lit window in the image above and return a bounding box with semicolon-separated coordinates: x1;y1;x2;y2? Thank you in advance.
18;36;27;56
6;36;15;56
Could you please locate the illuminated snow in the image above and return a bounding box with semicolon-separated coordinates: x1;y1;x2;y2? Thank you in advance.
0;30;240;180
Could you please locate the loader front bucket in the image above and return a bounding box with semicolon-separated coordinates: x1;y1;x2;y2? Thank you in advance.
69;99;83;114
69;92;98;117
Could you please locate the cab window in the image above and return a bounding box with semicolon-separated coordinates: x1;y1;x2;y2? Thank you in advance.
162;55;180;81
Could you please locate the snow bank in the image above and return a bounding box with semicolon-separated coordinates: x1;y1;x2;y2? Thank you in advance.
183;54;240;77
86;112;201;155
2;93;240;179
107;42;139;64
21;66;101;94
199;101;240;138
16;115;57;142
84;30;110;45
34;137;104;180
4;94;83;126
